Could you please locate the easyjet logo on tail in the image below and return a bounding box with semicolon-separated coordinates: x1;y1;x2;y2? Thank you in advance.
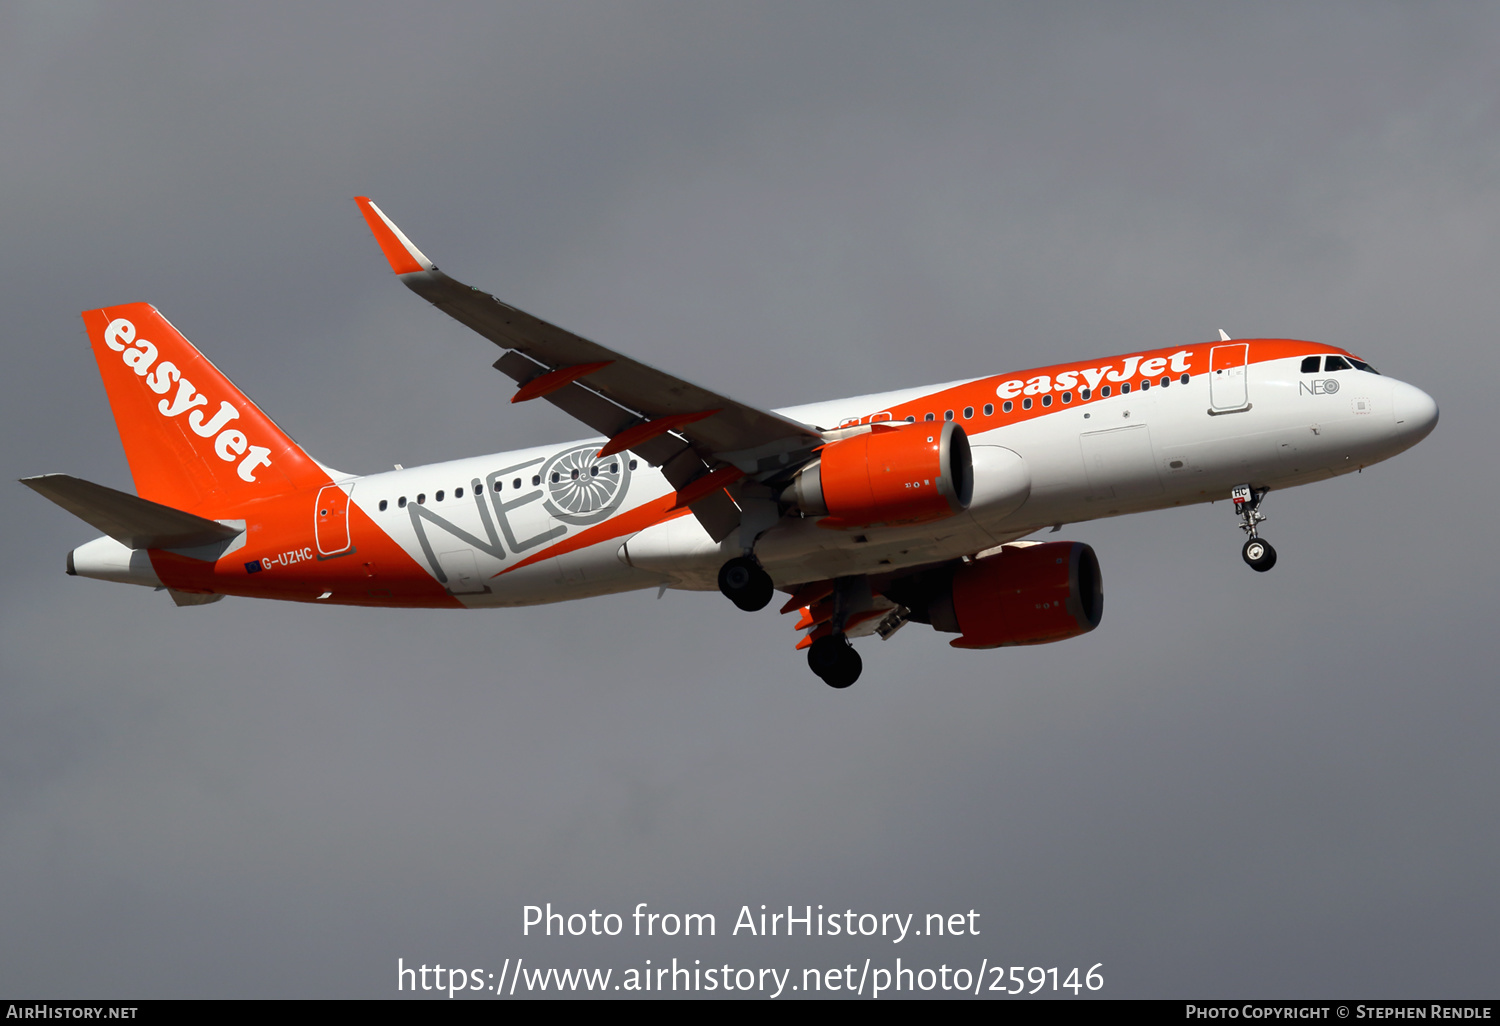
102;317;273;482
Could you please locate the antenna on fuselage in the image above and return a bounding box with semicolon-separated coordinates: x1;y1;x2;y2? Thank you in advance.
1218;329;1232;341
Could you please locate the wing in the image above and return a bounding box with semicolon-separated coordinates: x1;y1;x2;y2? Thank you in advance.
355;197;825;541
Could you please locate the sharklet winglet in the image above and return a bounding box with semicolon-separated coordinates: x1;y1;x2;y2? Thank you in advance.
355;196;435;276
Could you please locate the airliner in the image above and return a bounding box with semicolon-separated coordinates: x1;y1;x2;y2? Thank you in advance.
24;198;1439;688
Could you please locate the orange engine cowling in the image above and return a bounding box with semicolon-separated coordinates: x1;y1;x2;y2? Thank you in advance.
785;421;972;528
889;541;1103;648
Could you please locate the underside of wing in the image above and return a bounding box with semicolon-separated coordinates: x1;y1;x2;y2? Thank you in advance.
355;197;826;541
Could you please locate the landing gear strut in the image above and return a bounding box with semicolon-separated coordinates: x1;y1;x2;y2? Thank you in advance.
1232;485;1277;572
717;556;774;611
807;633;862;689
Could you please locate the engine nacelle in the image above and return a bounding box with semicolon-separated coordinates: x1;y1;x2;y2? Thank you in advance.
785;421;972;528
891;541;1103;649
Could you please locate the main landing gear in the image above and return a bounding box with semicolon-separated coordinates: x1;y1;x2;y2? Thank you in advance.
1232;484;1277;572
717;556;774;611
807;633;862;689
716;557;866;689
805;576;869;688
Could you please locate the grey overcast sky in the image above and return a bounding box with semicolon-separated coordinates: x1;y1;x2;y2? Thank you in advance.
1;2;1495;999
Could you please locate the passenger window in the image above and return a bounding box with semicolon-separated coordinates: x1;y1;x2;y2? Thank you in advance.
570;469;580;480
610;462;619;473
944;410;954;421
963;406;973;419
417;494;426;504
1161;376;1170;388
1101;386;1111;397
1301;356;1321;374
1041;395;1052;407
1324;356;1351;372
1140;379;1149;390
532;475;541;486
1061;391;1072;404
436;490;445;502
983;404;993;416
924;412;935;422
455;487;464;498
1002;401;1013;413
1120;383;1131;394
513;478;522;489
1022;397;1033;410
398;496;407;508
379;499;388;511
551;472;560;483
1180;373;1190;384
1080;388;1091;400
493;480;502;492
629;460;638;470
905;415;915;423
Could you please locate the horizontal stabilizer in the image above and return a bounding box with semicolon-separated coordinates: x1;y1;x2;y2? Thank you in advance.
21;474;243;550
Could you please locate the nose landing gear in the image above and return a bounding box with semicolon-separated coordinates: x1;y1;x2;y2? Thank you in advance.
1232;485;1277;572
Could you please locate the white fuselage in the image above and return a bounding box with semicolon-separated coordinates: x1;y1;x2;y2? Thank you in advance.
341;353;1435;607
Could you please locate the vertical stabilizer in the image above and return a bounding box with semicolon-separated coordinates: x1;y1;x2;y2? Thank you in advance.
82;303;329;516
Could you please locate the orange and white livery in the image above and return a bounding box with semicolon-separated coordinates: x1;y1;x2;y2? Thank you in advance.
25;198;1439;687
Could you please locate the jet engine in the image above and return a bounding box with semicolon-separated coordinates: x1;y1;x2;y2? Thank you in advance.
889;541;1103;648
783;421;972;528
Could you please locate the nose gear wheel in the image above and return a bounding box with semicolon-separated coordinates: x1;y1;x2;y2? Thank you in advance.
1241;537;1277;572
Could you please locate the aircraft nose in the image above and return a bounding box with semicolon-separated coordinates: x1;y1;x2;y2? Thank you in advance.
1391;380;1438;444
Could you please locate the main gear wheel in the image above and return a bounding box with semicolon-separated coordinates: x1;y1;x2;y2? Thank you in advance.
807;633;862;688
717;556;774;611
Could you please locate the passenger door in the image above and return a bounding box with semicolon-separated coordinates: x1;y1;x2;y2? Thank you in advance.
314;483;353;557
1209;343;1250;411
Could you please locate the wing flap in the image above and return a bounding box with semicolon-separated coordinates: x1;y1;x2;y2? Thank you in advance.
685;489;740;543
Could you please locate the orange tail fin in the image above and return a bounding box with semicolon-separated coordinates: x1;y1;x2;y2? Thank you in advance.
83;303;330;516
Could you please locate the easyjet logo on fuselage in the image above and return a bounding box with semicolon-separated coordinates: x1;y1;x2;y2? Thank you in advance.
102;317;273;483
994;350;1195;401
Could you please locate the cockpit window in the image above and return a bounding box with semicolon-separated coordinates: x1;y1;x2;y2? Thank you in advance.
1300;356;1321;374
1324;355;1352;372
1348;358;1380;375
